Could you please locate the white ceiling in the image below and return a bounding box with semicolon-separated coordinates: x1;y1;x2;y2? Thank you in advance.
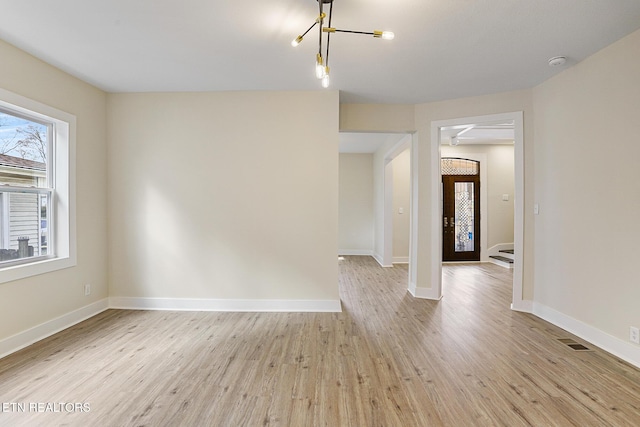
440;121;514;145
1;1;640;104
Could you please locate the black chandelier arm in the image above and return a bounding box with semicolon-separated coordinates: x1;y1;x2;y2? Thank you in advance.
325;1;333;67
318;0;324;56
327;28;376;36
300;21;318;39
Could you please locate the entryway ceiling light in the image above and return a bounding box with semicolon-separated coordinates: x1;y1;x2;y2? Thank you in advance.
291;0;394;89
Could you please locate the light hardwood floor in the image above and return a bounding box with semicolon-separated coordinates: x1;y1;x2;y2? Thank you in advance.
1;257;639;426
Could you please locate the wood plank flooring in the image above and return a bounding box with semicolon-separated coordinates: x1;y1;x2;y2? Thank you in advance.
1;257;639;426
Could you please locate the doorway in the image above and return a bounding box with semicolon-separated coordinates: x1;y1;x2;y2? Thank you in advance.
338;132;417;293
441;158;481;262
430;112;525;310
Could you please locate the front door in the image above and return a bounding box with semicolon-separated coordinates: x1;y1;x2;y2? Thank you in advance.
442;159;480;262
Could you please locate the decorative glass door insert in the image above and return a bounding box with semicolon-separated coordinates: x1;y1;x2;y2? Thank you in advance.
442;158;480;262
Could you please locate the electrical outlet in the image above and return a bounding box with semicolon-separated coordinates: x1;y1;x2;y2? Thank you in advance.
630;326;640;344
84;283;91;296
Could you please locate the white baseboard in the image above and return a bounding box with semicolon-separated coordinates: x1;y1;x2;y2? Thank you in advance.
338;249;373;256
408;282;442;300
511;299;533;313
392;256;409;264
373;252;392;268
533;302;640;369
109;297;342;313
487;243;514;256
0;298;109;359
0;296;342;359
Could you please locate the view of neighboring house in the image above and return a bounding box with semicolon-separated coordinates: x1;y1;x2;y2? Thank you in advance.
0;154;47;259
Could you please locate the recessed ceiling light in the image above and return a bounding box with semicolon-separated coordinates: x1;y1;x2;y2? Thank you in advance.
548;56;567;67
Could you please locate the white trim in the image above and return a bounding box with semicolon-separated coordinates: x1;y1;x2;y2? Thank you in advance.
392;257;409;264
488;243;514;256
109;297;343;313
0;87;76;284
408;133;419;295
408;283;443;300
429;122;443;299
0;296;342;359
0;299;108;359
430;112;524;306
512;112;525;309
489;257;514;269
372;252;392;267
533;302;640;369
338;249;373;256
488;242;515;269
511;300;533;313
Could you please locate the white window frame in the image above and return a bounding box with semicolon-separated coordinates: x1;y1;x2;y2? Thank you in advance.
0;88;76;283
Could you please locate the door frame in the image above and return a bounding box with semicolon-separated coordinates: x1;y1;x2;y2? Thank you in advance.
430;112;525;310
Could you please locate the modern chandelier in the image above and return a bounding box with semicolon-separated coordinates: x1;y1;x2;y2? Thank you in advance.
291;0;394;88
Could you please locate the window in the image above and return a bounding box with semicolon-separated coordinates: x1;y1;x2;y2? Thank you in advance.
0;88;75;283
0;110;51;265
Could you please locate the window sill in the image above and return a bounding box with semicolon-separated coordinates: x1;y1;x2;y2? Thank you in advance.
0;255;76;284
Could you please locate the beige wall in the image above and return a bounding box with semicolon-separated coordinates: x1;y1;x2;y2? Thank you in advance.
533;29;640;341
441;144;515;249
340;104;415;133
0;40;108;340
392;149;411;261
107;91;339;302
338;154;374;254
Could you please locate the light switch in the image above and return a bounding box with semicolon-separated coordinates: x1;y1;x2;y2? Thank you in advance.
502;194;509;201
398;207;404;214
534;204;539;215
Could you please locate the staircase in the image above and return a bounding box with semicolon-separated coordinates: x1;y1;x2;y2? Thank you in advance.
489;249;514;269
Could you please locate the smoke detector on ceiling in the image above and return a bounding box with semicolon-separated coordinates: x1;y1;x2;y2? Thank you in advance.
548;56;567;67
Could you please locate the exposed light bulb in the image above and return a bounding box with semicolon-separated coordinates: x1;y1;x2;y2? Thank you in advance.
315;54;325;79
291;35;303;47
374;30;395;40
321;67;330;88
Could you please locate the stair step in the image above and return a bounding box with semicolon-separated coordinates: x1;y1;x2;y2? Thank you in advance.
489;255;514;264
499;249;514;254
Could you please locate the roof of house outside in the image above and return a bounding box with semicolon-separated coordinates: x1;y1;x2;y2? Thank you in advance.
0;154;45;171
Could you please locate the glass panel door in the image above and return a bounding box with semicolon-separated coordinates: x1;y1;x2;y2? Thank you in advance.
442;175;480;261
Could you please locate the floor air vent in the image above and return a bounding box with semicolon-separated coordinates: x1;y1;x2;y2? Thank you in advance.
558;338;591;351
